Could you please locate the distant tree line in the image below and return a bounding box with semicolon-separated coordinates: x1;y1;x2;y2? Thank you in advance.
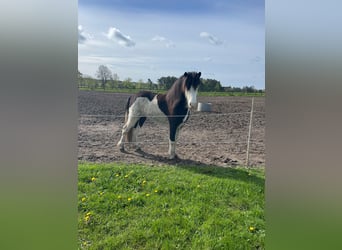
222;85;264;94
78;65;264;93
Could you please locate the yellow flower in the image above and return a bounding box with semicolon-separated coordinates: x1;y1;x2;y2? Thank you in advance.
84;215;90;222
115;174;120;177
127;197;132;201
145;193;150;197
249;226;255;232
91;177;96;182
117;195;122;199
197;184;201;188
99;192;104;196
124;175;129;178
154;189;158;193
81;197;86;202
142;180;147;185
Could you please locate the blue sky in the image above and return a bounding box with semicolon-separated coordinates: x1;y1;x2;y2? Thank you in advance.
78;0;264;89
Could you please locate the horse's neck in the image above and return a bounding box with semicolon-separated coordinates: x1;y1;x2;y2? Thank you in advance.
164;82;187;114
166;79;183;101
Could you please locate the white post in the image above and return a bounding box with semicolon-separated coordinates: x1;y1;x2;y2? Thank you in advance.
246;97;254;166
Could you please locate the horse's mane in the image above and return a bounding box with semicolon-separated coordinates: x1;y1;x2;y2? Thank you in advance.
167;72;198;92
165;74;186;100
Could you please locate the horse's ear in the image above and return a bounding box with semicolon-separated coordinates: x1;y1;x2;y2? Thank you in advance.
197;72;201;78
183;72;188;77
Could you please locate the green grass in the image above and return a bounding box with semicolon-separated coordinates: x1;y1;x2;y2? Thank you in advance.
78;87;265;97
78;163;265;249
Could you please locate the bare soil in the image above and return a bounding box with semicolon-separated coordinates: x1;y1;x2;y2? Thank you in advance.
78;90;265;167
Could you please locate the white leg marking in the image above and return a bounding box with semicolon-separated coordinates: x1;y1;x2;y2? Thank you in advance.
117;127;126;149
168;139;176;159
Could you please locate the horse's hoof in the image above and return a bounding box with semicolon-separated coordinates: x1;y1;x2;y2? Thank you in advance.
117;141;124;149
169;154;179;160
119;147;126;153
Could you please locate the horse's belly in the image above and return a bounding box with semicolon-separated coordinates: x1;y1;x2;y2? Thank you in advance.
149;115;168;124
145;98;168;123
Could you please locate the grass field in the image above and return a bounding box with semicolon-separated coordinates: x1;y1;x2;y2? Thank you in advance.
78;87;265;97
78;163;265;249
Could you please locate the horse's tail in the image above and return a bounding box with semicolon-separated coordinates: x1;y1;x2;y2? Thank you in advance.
125;96;133;143
124;96;131;122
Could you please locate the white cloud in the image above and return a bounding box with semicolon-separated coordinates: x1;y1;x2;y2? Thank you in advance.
78;25;95;45
200;31;223;46
106;27;135;47
78;25;87;44
152;35;175;48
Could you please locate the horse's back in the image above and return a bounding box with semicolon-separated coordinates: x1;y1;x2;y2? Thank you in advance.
135;91;157;101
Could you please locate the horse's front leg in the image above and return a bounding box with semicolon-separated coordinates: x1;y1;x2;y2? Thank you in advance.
168;122;178;159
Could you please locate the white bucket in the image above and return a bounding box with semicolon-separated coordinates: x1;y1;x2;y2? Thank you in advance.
197;102;212;112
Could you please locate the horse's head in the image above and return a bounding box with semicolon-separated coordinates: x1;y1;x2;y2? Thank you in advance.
183;71;201;108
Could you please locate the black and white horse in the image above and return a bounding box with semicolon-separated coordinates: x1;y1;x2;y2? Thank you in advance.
117;71;201;159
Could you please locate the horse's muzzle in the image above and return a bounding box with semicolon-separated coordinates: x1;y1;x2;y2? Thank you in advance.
188;102;197;109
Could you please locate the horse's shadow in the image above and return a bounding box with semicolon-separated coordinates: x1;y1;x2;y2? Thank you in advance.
120;148;264;187
120;147;185;164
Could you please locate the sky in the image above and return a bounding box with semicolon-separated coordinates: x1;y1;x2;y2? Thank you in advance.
78;0;264;89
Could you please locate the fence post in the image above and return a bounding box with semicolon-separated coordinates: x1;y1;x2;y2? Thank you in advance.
246;97;254;167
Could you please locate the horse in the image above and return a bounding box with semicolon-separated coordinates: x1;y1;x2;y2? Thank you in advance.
117;71;201;159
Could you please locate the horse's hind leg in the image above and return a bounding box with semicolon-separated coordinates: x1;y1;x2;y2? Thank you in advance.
131;126;140;150
117;115;140;151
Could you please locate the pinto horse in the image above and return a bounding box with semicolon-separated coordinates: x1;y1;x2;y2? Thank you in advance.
117;71;201;159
